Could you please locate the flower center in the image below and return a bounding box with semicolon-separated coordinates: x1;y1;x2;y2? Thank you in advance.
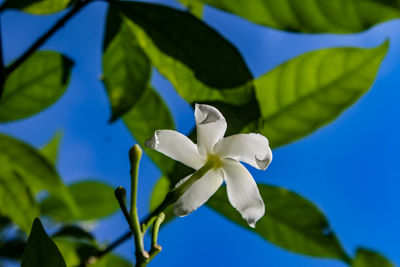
206;154;223;169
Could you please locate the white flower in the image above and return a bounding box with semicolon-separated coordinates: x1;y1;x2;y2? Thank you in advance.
145;104;272;227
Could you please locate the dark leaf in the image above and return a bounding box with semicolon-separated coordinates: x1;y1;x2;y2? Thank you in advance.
21;218;66;267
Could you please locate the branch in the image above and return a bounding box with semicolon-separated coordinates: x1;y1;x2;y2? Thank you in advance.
5;0;91;75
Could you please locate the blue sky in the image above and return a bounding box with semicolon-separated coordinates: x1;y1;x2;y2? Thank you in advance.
1;1;399;266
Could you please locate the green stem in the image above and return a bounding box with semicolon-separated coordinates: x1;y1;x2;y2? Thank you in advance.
129;145;149;265
77;158;218;266
114;187;133;229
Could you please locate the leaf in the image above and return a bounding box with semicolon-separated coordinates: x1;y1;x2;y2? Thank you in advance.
178;0;204;18
1;0;72;15
208;185;350;261
0;51;73;123
190;0;400;33
353;248;394;267
0;169;39;233
149;176;175;224
113;1;254;104
89;254;132;267
40;131;63;165
103;6;151;122
21;218;66;267
251;41;388;148
54;239;99;267
123;86;175;174
52;225;95;242
41;180;119;221
0;238;26;260
0;133;77;214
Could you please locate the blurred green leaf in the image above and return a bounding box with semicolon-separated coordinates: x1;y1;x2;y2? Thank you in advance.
41;180;119;221
149;176;175;224
0;51;73;123
208;185;350;261
89;254;132;267
40;131;63;165
103;6;151;122
0;238;26;260
113;1;254;104
0;169;39;233
1;0;72;15
190;0;400;33
22;218;66;267
250;41;388;148
178;0;204;18
55;237;132;267
0;133;77;214
52;225;95;242
123;86;175;174
353;248;394;267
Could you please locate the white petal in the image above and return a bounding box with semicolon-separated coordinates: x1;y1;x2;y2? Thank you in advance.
174;169;223;216
214;133;272;170
195;104;227;156
145;130;205;169
222;160;265;227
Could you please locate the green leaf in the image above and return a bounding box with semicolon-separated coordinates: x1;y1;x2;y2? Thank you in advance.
40;131;63;165
52;225;95;242
178;0;204;18
0;170;39;233
1;0;72;15
190;0;400;33
251;41;388;148
353;248;394;267
89;254;132;267
149;176;175;224
0;51;73;123
41;180;119;221
0;133;77;214
103;6;151;122
113;1;254;104
208;185;350;261
123;86;175;174
21;218;66;267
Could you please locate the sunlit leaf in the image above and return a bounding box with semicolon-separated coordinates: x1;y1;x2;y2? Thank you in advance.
40;131;63;165
0;51;73;123
0;169;39;233
250;41;388;148
208;185;350;261
1;0;72;15
103;6;151;122
0;134;77;214
41;180;119;221
89;254;132;267
123;86;175;174
113;1;254;104
21;218;66;267
353;248;394;267
190;0;400;33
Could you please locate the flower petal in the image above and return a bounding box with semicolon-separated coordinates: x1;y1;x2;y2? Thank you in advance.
174;169;223;216
214;133;272;170
222;160;265;227
195;104;227;156
145;130;205;169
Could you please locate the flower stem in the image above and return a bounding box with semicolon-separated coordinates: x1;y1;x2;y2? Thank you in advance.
129;145;149;265
76;158;218;266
